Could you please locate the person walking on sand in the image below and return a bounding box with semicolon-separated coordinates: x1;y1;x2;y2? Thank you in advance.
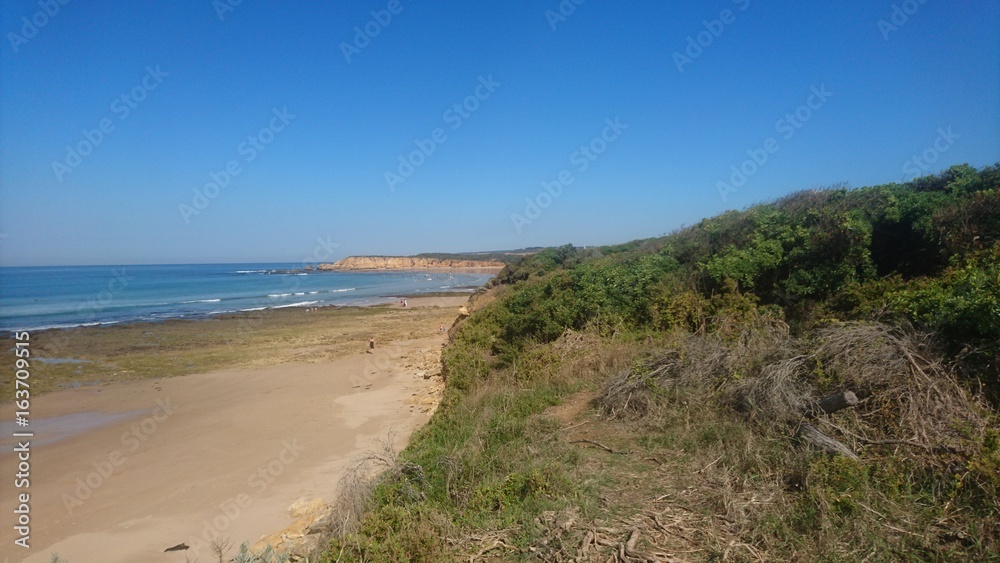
369;337;375;353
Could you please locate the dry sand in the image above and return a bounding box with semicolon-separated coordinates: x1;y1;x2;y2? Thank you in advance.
0;297;465;562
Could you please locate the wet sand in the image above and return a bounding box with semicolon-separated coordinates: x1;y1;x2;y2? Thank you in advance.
0;297;465;562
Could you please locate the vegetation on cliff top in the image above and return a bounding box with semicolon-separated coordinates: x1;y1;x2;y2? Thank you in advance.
414;249;542;263
331;250;540;267
324;164;999;561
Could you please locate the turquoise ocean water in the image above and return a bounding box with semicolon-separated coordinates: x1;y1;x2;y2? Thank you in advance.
0;263;492;333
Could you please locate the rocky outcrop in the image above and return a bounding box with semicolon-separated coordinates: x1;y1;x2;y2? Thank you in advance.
253;497;331;561
322;256;504;271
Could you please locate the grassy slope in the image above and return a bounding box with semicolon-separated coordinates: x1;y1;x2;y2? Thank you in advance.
323;164;1000;561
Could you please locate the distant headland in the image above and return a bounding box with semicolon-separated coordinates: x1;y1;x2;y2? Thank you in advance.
320;256;505;271
308;250;540;272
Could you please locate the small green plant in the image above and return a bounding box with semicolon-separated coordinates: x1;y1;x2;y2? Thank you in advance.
232;542;290;563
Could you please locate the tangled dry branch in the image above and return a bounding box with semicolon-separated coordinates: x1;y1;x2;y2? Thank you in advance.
598;322;990;456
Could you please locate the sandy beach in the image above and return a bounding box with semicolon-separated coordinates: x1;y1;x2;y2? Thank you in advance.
0;296;468;562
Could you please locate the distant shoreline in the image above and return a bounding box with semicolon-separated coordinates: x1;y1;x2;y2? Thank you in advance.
0;265;495;335
0;294;471;402
379;290;477;300
0;290;477;337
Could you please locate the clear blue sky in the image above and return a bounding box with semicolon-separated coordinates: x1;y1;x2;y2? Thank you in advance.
1;0;998;266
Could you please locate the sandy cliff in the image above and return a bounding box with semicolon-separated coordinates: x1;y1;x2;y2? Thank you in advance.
322;256;505;271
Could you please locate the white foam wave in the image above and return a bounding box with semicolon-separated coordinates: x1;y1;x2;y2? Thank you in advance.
21;320;123;332
273;301;319;309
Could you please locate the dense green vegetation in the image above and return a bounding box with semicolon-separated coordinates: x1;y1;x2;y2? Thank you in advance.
488;163;999;392
324;164;999;561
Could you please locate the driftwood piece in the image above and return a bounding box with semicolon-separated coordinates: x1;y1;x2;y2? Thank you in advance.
798;423;859;460
802;390;859;417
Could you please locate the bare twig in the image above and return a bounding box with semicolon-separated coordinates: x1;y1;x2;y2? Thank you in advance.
696;455;723;474
857;500;926;539
561;418;595;432
469;538;516;561
814;417;931;450
570;439;630;455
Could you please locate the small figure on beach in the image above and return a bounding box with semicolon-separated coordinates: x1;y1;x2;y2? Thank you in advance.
439;324;445;333
369;337;375;353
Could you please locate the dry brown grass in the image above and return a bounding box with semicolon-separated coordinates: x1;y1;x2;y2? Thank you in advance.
598;319;792;420
323;316;999;561
598;322;990;456
812;322;989;453
588;321;999;560
328;436;412;539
